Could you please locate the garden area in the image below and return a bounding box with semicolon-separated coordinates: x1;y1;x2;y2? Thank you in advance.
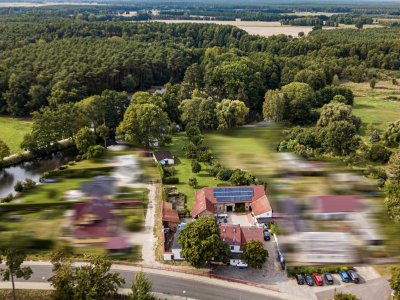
162;133;228;209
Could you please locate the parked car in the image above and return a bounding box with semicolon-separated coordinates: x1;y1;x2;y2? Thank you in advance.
305;274;314;286
347;269;360;283
323;272;334;285
236;261;248;269
264;231;271;241
295;274;305;285
339;270;350;283
312;273;323;286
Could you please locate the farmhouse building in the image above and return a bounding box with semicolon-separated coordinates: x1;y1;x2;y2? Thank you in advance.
191;186;272;223
312;195;363;220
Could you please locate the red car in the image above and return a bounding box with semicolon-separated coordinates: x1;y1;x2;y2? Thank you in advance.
312;273;324;286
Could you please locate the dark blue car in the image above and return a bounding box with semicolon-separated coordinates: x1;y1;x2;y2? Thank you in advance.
305;274;314;286
339;270;350;283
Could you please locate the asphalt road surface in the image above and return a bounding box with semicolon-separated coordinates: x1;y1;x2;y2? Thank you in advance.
17;265;283;300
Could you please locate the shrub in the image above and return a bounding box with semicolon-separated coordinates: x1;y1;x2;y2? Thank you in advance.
188;177;198;188
14;180;23;192
0;193;13;203
364;166;387;180
164;166;176;177
217;168;233;181
208;163;222;177
366;144;392;163
22;178;36;191
191;160;201;173
58;165;68;170
84;145;106;159
124;216;143;232
163;177;179;184
287;265;353;277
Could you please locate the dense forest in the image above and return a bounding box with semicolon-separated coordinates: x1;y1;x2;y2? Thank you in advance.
1;19;400;118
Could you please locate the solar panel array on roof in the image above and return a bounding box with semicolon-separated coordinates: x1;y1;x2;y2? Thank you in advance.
213;187;254;202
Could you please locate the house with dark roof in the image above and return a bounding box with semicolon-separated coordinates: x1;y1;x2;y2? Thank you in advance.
312;195;363;220
192;186;272;224
153;151;175;165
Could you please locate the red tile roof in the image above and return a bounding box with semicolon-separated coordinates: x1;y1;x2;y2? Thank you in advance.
313;195;363;213
162;201;180;223
251;195;272;216
192;185;271;217
220;224;241;246
240;227;264;245
191;189;215;218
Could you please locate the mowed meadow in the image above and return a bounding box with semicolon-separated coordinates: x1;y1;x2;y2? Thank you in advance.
344;80;400;138
0;116;32;154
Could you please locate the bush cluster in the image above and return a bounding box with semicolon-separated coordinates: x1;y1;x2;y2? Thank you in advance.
287;265;353;277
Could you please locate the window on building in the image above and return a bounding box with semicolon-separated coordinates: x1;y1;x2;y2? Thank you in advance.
222;228;226;233
233;228;237;233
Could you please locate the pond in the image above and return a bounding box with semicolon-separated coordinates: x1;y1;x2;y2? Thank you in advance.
0;151;76;198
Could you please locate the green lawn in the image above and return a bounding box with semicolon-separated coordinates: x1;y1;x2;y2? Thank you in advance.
204;124;285;179
163;133;227;209
343;81;400;139
0;116;32;154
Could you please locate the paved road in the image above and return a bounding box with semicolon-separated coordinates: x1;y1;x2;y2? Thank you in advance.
12;265;286;300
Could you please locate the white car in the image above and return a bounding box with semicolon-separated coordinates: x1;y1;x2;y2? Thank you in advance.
236;261;248;269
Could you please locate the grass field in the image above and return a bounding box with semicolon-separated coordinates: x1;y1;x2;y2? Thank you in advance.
205;124;285;179
0;116;32;154
162;133;228;208
343;81;400;139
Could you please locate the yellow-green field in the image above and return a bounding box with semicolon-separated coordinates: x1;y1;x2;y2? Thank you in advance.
204;124;285;178
0;116;32;154
343;81;400;138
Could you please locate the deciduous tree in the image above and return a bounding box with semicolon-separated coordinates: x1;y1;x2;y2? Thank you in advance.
75;127;96;154
263;90;285;122
281;82;315;124
387;148;400;184
384;120;400;147
117;103;169;147
0;249;33;300
216;99;249;129
389;267;400;299
130;271;156;300
242;240;268;269
178;216;230;268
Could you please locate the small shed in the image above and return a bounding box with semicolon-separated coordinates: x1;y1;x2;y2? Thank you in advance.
153;151;175;165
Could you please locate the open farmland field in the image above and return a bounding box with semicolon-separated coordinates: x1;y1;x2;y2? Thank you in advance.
342;81;400;139
152;20;332;37
0;116;32;154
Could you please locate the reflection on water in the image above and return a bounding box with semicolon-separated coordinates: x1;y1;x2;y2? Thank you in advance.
0;151;75;198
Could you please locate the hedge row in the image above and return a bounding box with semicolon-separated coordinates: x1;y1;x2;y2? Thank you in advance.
287;265;353;277
0;201;73;212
